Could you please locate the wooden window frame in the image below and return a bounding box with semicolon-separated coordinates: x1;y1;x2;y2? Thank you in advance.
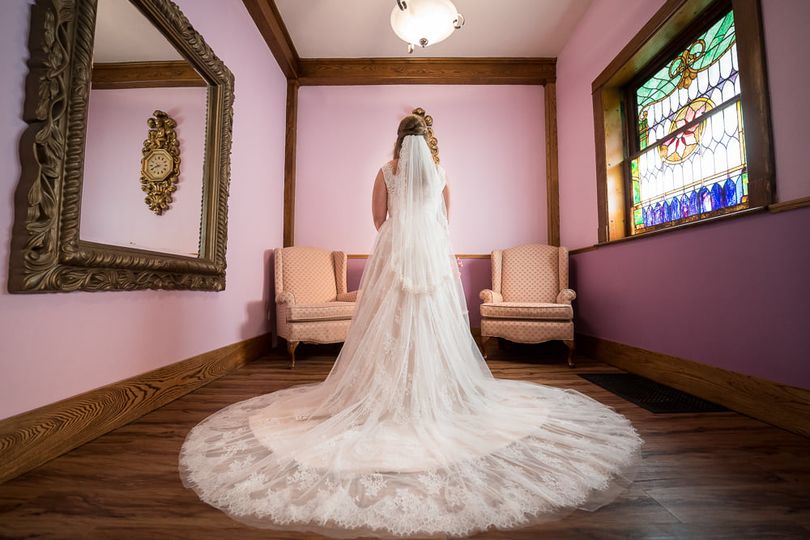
592;0;773;244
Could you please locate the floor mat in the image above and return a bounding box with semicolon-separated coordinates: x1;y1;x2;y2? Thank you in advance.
579;373;729;413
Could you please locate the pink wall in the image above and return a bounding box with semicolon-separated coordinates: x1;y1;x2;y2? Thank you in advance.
761;0;810;202
557;0;666;250
557;0;810;388
82;87;208;256
572;209;810;388
295;85;547;254
0;0;287;420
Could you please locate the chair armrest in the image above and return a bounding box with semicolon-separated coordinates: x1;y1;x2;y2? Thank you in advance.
276;291;296;304
336;290;360;302
556;288;577;304
479;289;503;303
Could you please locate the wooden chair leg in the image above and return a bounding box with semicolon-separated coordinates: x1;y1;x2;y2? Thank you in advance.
287;341;299;369
480;336;491;359
563;339;575;368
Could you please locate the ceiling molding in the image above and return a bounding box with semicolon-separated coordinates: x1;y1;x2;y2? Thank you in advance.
241;2;558;85
242;0;301;79
275;0;592;59
91;61;206;89
298;58;556;86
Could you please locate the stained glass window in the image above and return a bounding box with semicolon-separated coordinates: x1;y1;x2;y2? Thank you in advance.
629;9;748;234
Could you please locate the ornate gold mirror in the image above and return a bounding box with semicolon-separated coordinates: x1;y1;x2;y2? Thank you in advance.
8;0;234;292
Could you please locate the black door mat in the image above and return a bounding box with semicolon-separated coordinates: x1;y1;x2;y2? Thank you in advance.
579;373;729;413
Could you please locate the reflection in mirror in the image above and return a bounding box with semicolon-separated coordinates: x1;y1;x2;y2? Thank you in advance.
80;0;208;257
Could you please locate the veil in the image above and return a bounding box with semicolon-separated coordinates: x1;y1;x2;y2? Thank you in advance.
178;132;642;539
387;135;456;295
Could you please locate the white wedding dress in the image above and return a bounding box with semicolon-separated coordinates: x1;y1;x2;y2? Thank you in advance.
179;136;643;538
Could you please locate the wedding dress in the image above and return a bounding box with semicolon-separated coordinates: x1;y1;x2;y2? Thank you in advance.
179;135;643;538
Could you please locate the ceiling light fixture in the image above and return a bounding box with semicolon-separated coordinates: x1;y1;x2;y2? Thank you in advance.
390;0;465;54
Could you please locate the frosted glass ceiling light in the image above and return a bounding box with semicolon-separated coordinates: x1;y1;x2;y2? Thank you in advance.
391;0;465;54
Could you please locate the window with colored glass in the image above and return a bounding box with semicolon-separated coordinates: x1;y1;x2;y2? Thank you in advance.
628;8;747;234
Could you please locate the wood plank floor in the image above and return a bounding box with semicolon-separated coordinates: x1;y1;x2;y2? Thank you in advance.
2;342;810;539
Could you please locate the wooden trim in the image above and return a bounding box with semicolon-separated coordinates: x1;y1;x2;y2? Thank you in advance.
0;333;271;485
592;0;711;91
593;90;609;243
732;0;775;208
570;205;766;253
593;85;627;241
241;0;300;79
600;205;765;245
570;195;810;253
283;80;299;247
569;245;598;255
544;82;560;246
240;7;557;249
577;334;810;438
298;58;556;86
769;195;810;213
347;253;491;260
91;61;206;89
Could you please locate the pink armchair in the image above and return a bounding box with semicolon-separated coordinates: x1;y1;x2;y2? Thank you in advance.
274;247;359;368
479;244;576;367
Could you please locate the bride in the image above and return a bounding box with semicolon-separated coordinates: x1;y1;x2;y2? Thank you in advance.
179;114;643;538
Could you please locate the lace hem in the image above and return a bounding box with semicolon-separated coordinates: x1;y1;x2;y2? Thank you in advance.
179;387;643;538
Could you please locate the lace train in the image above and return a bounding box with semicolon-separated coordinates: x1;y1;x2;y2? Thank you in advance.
179;137;643;537
180;382;641;538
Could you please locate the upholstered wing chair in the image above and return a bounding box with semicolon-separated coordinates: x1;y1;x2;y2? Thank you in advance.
479;244;577;367
274;247;359;368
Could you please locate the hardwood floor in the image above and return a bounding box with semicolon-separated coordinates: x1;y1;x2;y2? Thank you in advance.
2;342;809;539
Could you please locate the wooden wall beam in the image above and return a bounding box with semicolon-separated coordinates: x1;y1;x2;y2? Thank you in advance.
239;3;559;248
242;0;300;79
283;79;299;247
91;61;206;89
0;333;271;485
544;81;560;246
298;58;556;86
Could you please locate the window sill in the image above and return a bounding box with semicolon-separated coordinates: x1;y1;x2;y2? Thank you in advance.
571;205;766;254
571;195;810;255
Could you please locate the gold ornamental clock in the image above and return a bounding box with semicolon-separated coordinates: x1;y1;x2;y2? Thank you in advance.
140;110;181;215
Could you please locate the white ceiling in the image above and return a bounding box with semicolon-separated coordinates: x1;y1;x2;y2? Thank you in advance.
275;0;592;58
93;0;184;63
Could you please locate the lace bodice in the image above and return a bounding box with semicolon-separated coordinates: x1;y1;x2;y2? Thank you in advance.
381;160;446;218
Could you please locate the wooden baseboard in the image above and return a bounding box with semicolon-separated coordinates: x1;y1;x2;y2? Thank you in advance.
577;334;810;438
0;333;271;485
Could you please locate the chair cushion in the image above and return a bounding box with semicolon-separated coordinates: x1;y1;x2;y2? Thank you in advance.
281;247;338;303
501;244;560;303
480;302;573;321
286;302;355;322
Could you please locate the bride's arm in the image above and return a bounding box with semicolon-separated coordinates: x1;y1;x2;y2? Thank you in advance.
372;169;388;230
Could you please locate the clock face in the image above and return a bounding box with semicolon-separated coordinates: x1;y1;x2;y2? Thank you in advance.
143;149;173;181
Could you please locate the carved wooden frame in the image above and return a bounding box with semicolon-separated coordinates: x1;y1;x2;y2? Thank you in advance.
8;0;235;292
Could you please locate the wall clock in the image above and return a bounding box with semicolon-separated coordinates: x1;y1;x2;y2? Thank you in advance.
140;110;181;215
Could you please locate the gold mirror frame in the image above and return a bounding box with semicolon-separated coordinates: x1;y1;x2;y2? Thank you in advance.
8;0;234;292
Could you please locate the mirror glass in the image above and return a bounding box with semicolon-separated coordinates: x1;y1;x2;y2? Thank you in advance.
80;0;208;257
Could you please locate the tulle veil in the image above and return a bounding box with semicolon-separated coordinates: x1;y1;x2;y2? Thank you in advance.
178;134;643;538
